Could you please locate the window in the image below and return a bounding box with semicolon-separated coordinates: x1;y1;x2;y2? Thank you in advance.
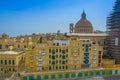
5;60;7;65
84;72;88;77
62;61;65;64
49;55;51;58
52;50;55;54
52;56;55;59
98;64;100;67
82;48;84;51
24;45;26;48
57;43;59;46
58;74;62;79
62;55;65;59
49;61;51;64
52;61;55;64
37;57;43;61
49;49;51;53
66;65;68;69
66;49;68;52
13;68;15;71
56;49;58;52
62;50;65;54
102;71;105;75
90;72;94;76
71;73;75;78
1;68;3;71
37;76;41;80
78;72;82;77
49;66;51;70
59;60;61;63
96;71;100;76
62;66;64;69
23;76;28;80
59;55;61;58
66;54;68;57
89;44;91;46
99;55;101;58
109;70;112;75
5;45;8;48
59;49;61;53
89;48;91;50
18;45;20;48
56;60;58;64
56;66;58;70
9;68;11;71
12;60;15;65
1;60;3;64
99;51;101;55
56;55;58;58
82;44;85;47
51;74;55;79
44;75;48;80
115;70;118;74
59;66;61;69
65;74;69;78
9;60;11;64
0;44;2;49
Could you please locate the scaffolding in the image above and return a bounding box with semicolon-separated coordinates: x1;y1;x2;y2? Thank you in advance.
107;0;120;64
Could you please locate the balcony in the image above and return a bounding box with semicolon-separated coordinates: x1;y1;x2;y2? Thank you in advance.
37;58;43;61
84;57;89;59
37;62;43;66
41;50;46;55
93;57;96;59
84;60;89;64
73;54;78;57
38;64;43;66
98;56;101;58
30;60;34;62
84;53;89;56
93;60;96;63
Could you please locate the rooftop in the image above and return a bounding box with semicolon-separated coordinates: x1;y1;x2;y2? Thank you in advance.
67;33;108;37
0;50;23;54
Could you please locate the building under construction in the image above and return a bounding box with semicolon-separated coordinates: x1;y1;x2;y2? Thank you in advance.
107;0;120;64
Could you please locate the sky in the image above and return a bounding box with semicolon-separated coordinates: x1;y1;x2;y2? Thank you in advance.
0;0;115;36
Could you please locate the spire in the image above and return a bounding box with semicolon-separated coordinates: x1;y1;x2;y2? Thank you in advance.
81;10;86;19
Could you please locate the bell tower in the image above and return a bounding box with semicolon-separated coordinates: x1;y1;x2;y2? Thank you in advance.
69;23;74;33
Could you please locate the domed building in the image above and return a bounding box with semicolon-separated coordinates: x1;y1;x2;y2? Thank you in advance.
69;11;93;33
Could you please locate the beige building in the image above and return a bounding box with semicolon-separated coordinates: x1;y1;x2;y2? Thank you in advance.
25;50;37;72
25;32;107;72
0;50;25;74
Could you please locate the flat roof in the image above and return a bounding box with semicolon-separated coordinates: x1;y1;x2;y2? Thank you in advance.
67;33;108;37
0;51;21;54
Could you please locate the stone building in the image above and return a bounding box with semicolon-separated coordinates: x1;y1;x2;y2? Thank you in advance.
69;11;93;33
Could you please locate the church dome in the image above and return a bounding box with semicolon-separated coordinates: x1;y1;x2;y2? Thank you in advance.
75;11;93;28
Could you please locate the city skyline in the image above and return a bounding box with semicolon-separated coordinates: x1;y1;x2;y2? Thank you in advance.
0;0;115;36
